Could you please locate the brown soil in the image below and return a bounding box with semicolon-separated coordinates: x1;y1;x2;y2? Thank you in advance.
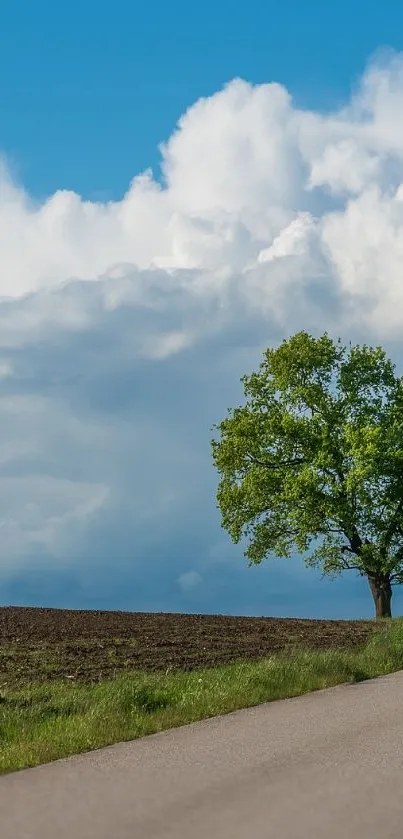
0;606;383;687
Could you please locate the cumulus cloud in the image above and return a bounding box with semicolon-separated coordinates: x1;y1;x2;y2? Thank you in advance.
177;571;202;592
3;53;403;334
2;50;403;616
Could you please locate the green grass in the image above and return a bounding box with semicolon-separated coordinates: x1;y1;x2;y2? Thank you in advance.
1;617;402;775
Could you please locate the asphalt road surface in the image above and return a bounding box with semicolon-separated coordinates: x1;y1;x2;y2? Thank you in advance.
2;670;403;838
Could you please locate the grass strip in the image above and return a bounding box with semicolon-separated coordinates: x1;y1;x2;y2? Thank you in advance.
0;616;401;775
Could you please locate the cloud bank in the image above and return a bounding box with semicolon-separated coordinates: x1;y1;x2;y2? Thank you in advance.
2;50;403;617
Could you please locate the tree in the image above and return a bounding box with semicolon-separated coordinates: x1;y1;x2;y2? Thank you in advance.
211;331;403;620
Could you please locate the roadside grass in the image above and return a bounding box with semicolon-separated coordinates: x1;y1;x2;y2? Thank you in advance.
0;616;402;775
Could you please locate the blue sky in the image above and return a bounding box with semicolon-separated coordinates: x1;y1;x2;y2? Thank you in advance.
1;0;403;200
1;2;403;619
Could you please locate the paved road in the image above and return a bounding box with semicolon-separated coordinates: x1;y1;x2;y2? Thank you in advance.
2;671;403;838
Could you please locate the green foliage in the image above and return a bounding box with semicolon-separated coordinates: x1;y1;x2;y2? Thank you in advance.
211;331;403;586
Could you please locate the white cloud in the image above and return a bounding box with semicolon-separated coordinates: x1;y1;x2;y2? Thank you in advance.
257;213;317;263
2;53;403;338
0;475;108;572
140;330;193;360
2;51;403;616
177;571;202;592
307;139;381;195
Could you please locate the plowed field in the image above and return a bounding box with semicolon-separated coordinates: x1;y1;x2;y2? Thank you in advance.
0;606;383;687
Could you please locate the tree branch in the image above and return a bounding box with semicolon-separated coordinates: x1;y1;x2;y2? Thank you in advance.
342;560;364;572
380;497;403;551
246;455;305;470
338;546;364;571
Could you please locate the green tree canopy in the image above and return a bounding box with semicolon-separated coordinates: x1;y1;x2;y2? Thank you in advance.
211;331;403;619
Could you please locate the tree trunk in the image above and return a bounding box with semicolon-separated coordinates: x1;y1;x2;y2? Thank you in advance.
367;573;392;619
